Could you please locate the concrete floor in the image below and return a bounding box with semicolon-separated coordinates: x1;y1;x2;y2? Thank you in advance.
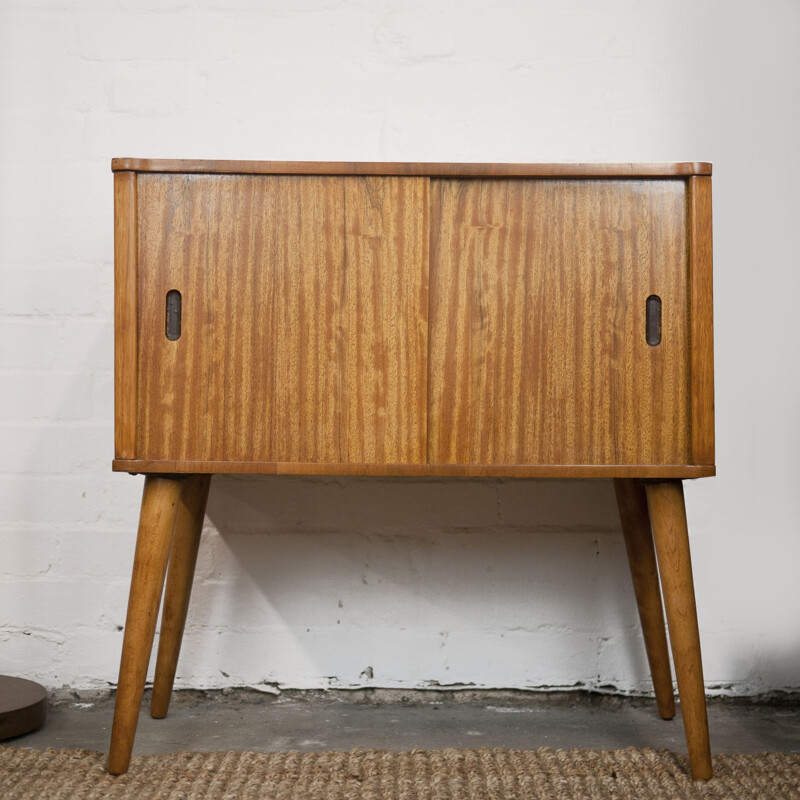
5;689;800;756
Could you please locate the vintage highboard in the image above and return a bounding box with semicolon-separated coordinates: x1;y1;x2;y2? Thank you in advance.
109;159;714;778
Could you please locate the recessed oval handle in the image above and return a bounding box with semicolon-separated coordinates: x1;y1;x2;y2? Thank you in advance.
165;289;182;341
646;294;661;346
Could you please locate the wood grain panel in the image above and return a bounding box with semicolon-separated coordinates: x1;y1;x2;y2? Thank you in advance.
114;171;138;459
113;158;712;178
135;174;428;464
428;178;690;466
689;177;715;465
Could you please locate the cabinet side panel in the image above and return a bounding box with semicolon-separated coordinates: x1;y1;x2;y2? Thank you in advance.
428;178;690;466
136;174;428;464
114;171;138;460
689;176;715;465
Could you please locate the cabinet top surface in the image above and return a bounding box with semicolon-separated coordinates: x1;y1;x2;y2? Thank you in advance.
112;158;712;177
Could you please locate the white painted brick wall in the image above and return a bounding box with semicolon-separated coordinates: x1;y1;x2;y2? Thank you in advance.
1;0;799;697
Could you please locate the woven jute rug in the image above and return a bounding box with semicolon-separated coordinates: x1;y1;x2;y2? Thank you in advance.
2;746;799;800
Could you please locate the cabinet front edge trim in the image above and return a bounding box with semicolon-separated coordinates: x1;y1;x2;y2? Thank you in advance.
111;159;712;178
112;460;715;478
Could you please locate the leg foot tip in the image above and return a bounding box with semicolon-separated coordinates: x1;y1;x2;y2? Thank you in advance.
106;758;129;776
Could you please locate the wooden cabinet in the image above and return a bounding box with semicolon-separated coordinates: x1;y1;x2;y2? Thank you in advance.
109;160;715;778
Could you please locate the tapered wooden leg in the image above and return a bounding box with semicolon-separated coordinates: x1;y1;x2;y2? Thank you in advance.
107;476;184;776
150;474;212;719
613;478;675;720
646;480;712;780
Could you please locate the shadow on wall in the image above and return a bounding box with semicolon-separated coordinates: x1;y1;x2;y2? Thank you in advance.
205;475;623;537
190;477;651;690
